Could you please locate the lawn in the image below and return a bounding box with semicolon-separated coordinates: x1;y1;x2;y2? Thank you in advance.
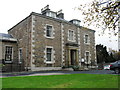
1;74;119;88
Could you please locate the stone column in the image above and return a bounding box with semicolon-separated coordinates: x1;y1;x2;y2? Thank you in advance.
76;50;79;65
68;49;71;66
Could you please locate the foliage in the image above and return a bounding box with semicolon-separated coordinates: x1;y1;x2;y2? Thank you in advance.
71;65;80;71
96;44;116;63
0;64;5;67
96;44;109;63
78;0;120;34
117;51;120;60
2;74;118;88
62;65;80;71
113;51;120;60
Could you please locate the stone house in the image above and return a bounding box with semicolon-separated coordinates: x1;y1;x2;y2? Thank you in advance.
0;5;97;72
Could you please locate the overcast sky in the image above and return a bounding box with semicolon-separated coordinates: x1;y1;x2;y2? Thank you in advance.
0;0;118;51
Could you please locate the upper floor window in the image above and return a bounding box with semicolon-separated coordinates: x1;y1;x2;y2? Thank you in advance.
68;30;75;41
46;25;53;37
5;46;13;61
84;34;89;44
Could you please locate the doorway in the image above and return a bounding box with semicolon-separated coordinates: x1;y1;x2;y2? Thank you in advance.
70;50;77;65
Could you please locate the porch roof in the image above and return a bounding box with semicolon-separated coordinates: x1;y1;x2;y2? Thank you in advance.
0;33;17;42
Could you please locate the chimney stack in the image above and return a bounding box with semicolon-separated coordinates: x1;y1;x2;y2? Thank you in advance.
57;9;64;19
41;5;50;15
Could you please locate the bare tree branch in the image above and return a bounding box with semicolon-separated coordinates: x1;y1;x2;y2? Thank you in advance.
78;0;120;33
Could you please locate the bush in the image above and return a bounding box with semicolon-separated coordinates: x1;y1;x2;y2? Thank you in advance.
72;65;80;71
0;64;5;67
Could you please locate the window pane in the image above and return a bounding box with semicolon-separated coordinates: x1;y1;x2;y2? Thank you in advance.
46;48;52;61
19;49;22;62
69;30;74;40
86;52;89;62
47;29;50;37
85;35;88;43
47;48;52;53
47;53;51;61
5;46;12;61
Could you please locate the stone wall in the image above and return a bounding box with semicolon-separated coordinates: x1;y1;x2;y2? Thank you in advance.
1;41;21;72
8;15;32;70
7;12;96;71
31;13;96;68
0;41;2;61
31;15;62;68
80;27;96;66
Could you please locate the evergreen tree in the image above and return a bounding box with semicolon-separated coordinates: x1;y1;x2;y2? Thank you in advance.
96;44;113;63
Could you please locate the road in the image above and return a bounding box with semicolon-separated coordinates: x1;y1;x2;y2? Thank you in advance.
0;70;119;77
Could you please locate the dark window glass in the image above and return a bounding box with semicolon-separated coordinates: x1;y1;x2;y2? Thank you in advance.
46;48;52;61
86;52;89;62
46;25;52;37
5;46;13;61
85;35;89;43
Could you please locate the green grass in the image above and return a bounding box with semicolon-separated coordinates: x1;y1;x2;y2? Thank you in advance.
1;74;119;88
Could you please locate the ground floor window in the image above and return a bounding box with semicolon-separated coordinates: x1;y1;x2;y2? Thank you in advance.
46;48;53;61
5;46;13;61
85;51;90;63
19;48;22;63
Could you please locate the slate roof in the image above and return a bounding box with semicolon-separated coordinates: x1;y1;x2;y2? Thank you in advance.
8;12;95;32
0;33;13;38
0;33;17;42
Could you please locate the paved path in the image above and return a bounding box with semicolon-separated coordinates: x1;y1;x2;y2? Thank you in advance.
0;70;119;78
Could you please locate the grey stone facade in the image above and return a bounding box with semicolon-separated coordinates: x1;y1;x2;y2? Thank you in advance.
1;5;97;71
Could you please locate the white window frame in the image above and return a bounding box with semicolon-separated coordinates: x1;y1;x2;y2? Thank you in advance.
18;48;22;64
45;24;54;39
44;46;55;64
84;34;90;44
68;29;75;42
4;45;13;63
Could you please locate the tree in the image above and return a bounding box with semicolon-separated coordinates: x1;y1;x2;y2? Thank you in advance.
108;52;116;62
78;0;120;35
96;44;117;63
96;44;109;63
113;51;120;60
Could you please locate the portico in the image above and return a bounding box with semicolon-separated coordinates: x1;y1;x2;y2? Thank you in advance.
66;43;79;67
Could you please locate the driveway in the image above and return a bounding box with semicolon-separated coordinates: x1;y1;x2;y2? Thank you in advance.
0;70;119;77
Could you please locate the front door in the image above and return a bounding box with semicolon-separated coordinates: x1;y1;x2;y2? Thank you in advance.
70;50;76;65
